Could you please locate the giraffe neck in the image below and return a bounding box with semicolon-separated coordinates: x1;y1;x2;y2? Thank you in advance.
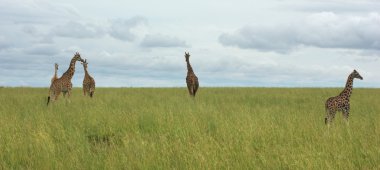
83;66;89;77
340;74;354;99
54;68;58;78
186;59;194;74
62;58;77;80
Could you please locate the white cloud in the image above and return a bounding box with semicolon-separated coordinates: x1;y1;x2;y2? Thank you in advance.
140;34;188;48
219;12;380;53
0;0;79;24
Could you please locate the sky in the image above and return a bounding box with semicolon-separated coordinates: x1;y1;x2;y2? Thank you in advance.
0;0;380;87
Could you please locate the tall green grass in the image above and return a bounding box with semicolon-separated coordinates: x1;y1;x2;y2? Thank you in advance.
0;87;379;169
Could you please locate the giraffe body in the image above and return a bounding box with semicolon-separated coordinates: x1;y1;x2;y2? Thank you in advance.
81;59;96;97
325;70;363;124
47;52;84;105
185;52;199;97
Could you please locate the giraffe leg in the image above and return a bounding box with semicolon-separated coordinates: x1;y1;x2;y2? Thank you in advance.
325;109;336;125
54;90;61;101
344;105;350;119
83;86;86;96
330;110;336;123
66;89;72;103
190;85;195;97
89;88;94;98
193;81;199;97
68;90;71;98
343;105;350;125
187;84;193;96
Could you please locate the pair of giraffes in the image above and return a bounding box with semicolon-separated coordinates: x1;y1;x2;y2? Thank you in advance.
186;52;363;125
47;52;95;105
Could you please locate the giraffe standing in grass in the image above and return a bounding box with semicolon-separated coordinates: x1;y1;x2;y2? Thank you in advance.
81;59;95;98
47;52;84;105
325;70;363;124
185;52;199;97
51;63;59;84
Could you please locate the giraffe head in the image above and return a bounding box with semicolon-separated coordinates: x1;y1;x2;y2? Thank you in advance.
185;52;190;61
81;59;88;69
54;63;58;70
352;69;363;80
73;52;84;62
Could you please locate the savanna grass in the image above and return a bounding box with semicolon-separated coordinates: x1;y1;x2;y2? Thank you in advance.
0;87;379;169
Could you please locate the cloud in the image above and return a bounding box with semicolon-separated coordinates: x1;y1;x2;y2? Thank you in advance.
0;0;79;24
140;34;188;48
109;17;147;41
288;0;380;13
51;21;105;39
219;26;296;53
219;12;380;53
0;36;12;50
24;45;60;56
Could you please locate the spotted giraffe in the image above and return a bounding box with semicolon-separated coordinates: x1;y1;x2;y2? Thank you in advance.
50;63;59;84
47;52;84;105
325;70;363;124
185;52;199;97
81;59;95;97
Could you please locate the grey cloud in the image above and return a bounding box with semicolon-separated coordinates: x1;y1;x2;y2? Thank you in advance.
51;21;105;39
140;34;189;48
0;37;12;50
24;45;60;56
109;17;147;41
219;26;296;53
219;12;380;53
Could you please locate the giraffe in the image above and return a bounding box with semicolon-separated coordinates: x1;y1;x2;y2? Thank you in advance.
81;59;96;98
325;70;363;124
185;52;199;97
50;63;59;84
47;52;84;105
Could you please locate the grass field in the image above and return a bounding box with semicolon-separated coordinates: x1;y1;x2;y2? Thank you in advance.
0;87;379;169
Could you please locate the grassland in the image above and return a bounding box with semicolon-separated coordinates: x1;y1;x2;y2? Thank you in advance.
0;87;379;169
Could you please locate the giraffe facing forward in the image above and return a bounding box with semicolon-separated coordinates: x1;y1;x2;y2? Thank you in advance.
325;70;363;124
185;52;199;97
51;63;59;84
47;52;84;105
81;59;95;97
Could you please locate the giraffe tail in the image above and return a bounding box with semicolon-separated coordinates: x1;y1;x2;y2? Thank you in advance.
47;96;50;106
324;105;330;125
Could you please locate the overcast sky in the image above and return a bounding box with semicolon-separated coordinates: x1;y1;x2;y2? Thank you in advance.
1;0;379;87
